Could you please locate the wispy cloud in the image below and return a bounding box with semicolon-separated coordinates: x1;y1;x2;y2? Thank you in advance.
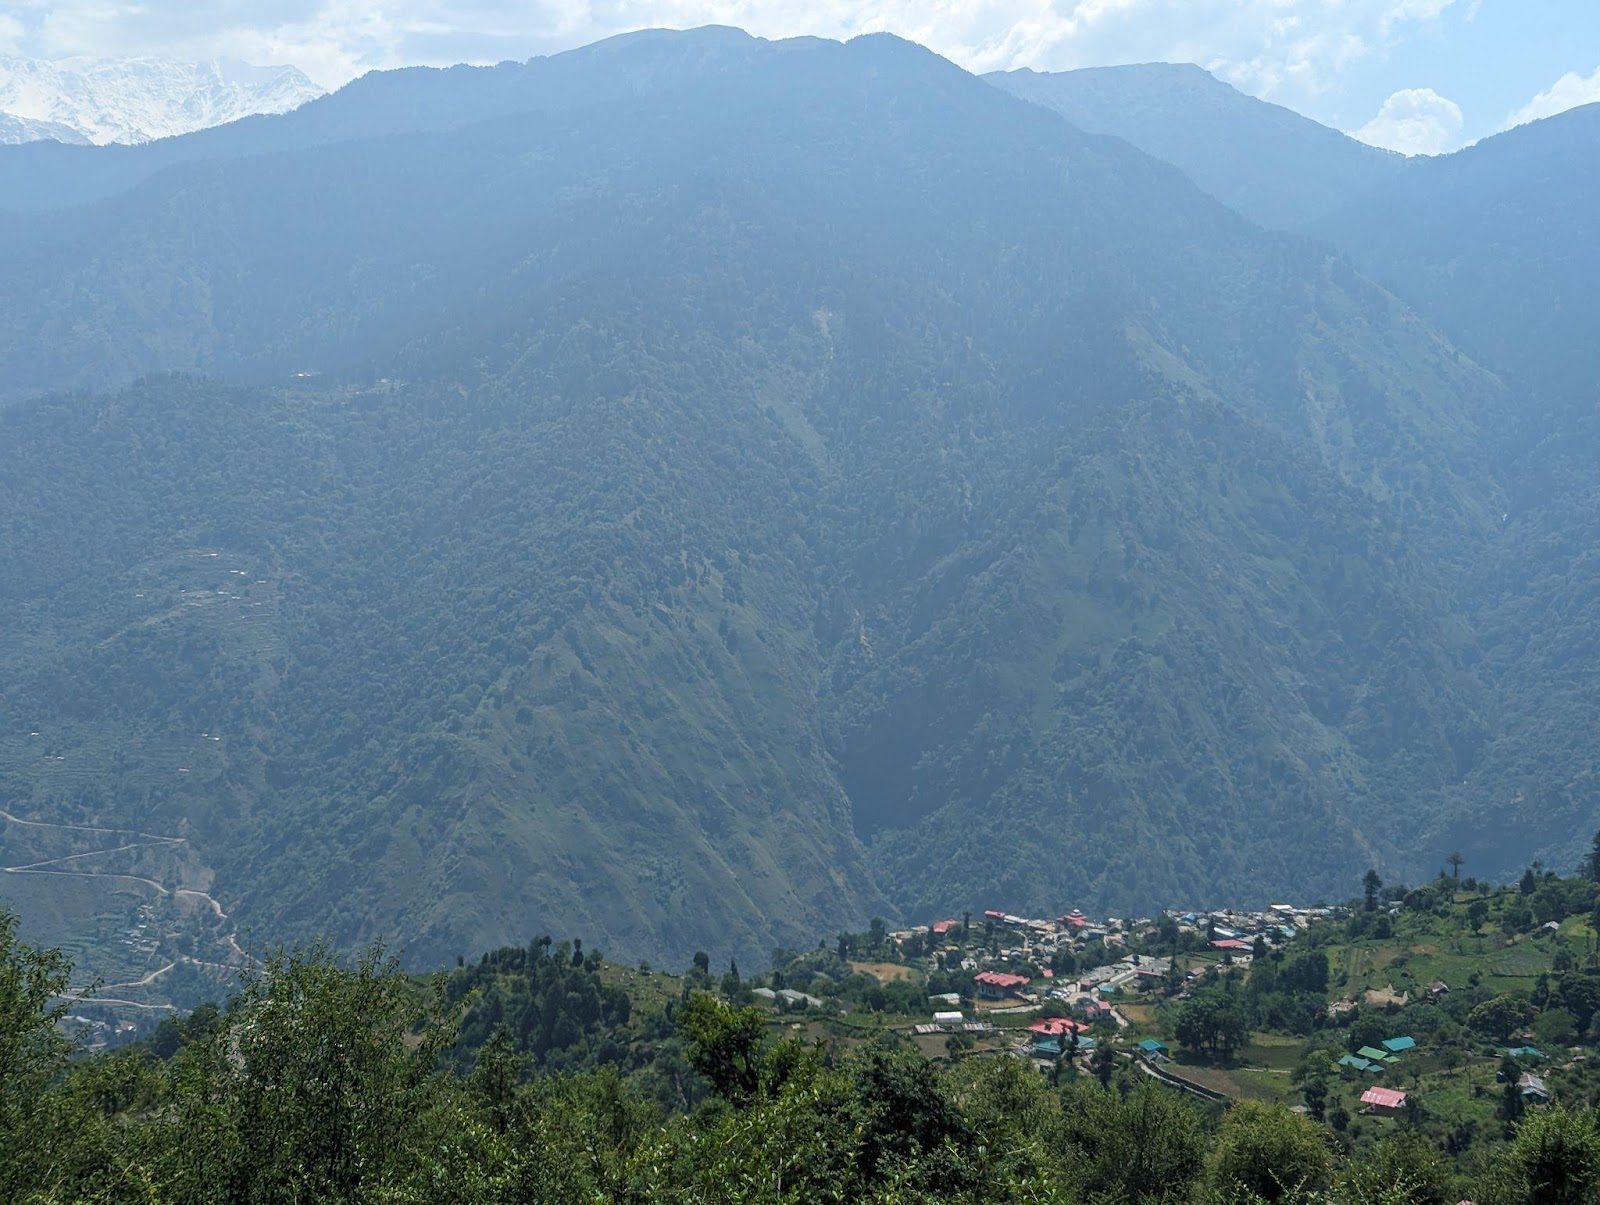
1504;64;1600;131
1352;86;1464;154
4;0;1466;94
0;13;27;58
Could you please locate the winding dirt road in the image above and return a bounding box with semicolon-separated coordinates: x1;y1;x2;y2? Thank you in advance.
0;807;248;992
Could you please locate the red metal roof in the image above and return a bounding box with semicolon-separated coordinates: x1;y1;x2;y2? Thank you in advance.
1361;1087;1407;1109
1029;1017;1087;1035
974;971;1031;988
931;920;957;934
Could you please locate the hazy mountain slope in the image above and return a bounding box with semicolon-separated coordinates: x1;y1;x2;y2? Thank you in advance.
1315;103;1600;409
985;65;1596;410
0;27;779;214
0;56;322;145
1442;418;1600;880
0;30;1525;964
1299;104;1600;881
0;358;886;968
989;63;1404;231
847;383;1489;917
982;72;1600;895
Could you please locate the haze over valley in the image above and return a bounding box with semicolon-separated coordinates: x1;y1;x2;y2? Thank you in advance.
1;20;1598;994
11;9;1600;1199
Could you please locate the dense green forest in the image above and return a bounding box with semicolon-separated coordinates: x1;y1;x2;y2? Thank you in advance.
1000;64;1600;881
3;28;1600;981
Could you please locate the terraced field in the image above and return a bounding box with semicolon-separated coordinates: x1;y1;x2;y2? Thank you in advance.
0;807;246;1027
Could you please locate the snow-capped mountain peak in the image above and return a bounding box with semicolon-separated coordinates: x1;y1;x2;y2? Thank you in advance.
0;55;325;145
0;110;91;145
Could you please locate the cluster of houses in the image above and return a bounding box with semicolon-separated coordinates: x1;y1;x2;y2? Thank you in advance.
896;899;1572;1118
929;902;1331;966
1339;1034;1417;1074
65;1014;138;1052
122;902;160;957
1345;1032;1554;1115
904;900;1344;1071
1176;902;1334;954
925;899;1332;1018
972;956;1173;1007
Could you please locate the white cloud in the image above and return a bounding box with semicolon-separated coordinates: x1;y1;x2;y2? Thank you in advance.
2;0;1465;94
1351;86;1463;155
0;14;26;57
1504;65;1600;131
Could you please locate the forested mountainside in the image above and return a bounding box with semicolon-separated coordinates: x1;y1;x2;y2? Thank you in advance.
1;27;1593;972
984;67;1600;880
987;64;1404;231
1336;108;1600;880
1314;104;1600;412
994;69;1598;429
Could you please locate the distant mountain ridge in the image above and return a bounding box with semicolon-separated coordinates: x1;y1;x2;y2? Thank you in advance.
988;62;1405;231
1314;102;1600;402
0;110;90;145
0;27;791;213
0;55;323;145
983;59;1600;419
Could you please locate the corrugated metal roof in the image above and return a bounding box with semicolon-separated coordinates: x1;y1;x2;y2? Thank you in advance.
1361;1087;1407;1108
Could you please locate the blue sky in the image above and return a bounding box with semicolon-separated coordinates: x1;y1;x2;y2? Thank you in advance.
2;1;1597;154
1331;2;1600;151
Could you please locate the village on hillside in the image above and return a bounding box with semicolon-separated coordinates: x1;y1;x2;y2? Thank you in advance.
731;868;1600;1142
892;903;1333;1073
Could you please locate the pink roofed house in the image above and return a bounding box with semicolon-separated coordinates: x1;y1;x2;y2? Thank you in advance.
1361;1086;1407;1114
1029;1016;1088;1037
